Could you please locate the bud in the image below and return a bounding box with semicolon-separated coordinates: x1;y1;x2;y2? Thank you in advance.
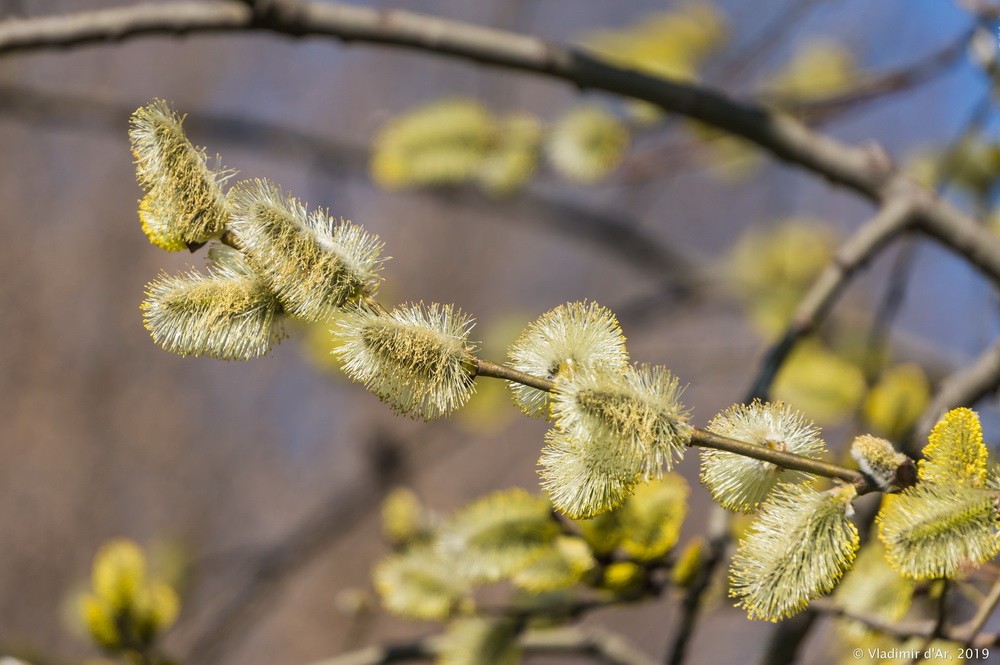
851;434;914;491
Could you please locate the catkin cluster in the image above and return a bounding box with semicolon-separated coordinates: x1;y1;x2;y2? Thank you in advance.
129;102;1000;634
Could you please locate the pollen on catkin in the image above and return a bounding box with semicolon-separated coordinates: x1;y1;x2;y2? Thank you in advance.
436;488;559;582
507;301;629;418
919;407;988;488
877;483;1000;580
141;251;283;360
729;483;859;622
129;100;231;250
551;364;691;478
333;302;477;420
539;428;642;519
702;400;826;513
545;106;630;182
228;179;386;321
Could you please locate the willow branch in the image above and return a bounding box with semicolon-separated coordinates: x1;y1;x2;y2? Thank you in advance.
745;195;917;402
812;599;1000;649
960;577;1000;647
7;2;1000;290
309;626;658;665
0;0;889;198
914;341;1000;444
664;506;729;665
473;358;874;492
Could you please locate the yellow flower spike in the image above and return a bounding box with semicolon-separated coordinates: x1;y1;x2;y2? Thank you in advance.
229;179;386;322
137;193;189;252
763;40;859;103
773;340;866;425
141;254;284;361
144;582;180;633
599;561;646;596
476;113;542;196
371;98;498;189
834;542;915;644
507;301;629;418
702;400;826;513
79;594;121;650
437;618;521;665
437;489;559;582
729;483;859;622
920;407;988;487
877;483;1000;580
671;538;708;589
552;364;691;476
619;474;689;562
539;428;642;520
129;100;231;249
510;536;596;592
584;3;727;84
92;539;146;612
546;106;630;182
381;487;426;545
574;507;625;556
373;546;471;621
862;363;931;440
333;302;478;420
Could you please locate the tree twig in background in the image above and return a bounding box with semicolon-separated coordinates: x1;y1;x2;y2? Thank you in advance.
307;626;659;665
913;340;1000;444
664;507;729;665
746;196;917;402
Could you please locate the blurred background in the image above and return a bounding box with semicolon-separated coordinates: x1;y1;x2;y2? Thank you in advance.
1;0;997;663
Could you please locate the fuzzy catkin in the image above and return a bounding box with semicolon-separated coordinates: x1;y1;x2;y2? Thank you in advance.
141;258;283;361
229;179;385;321
129;100;231;249
333;302;477;420
702;400;826;512
507;300;629;418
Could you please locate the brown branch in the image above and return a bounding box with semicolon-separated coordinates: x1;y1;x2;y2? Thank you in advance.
6;2;1000;294
960;577;1000;647
663;506;729;665
812;598;1000;649
308;626;658;665
474;358;874;492
0;0;889;198
745;195;918;402
914;341;1000;444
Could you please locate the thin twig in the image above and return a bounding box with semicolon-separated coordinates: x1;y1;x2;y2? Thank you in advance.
6;2;1000;293
745;196;917;402
307;626;658;665
913;340;1000;444
664;507;728;665
474;358;875;491
961;577;1000;647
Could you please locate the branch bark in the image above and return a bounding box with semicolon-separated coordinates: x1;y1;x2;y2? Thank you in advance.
308;626;658;665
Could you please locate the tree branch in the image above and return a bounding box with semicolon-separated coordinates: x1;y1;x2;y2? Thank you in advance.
0;0;887;197
7;2;1000;297
745;195;917;402
914;340;1000;445
307;626;658;665
474;358;874;492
